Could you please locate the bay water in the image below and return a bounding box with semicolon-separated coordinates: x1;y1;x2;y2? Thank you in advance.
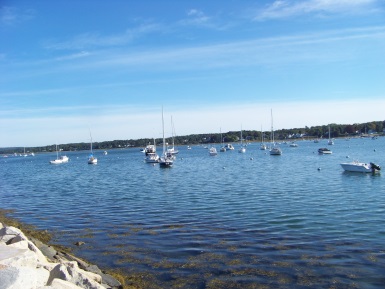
1;137;385;288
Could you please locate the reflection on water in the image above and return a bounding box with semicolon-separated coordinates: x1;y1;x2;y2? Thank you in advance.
1;137;385;288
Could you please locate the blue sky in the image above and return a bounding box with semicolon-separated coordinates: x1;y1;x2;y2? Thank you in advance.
1;0;385;147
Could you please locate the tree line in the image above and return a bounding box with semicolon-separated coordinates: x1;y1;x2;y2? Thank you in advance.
2;120;384;154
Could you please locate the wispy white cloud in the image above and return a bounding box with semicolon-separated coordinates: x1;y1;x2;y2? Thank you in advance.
43;22;163;50
254;0;381;21
0;6;35;26
180;9;211;26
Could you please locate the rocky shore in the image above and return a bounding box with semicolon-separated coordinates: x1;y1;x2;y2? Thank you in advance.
0;222;123;289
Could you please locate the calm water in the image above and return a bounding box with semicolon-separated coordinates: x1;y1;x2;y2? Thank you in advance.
1;137;385;288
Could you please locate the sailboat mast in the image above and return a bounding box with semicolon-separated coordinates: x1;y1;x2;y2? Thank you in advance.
271;109;274;144
162;107;165;155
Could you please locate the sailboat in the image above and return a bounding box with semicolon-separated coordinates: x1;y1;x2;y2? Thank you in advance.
260;126;267;150
159;107;173;167
269;109;282;155
167;116;179;156
238;126;246;153
220;128;226;152
49;144;69;164
209;146;218;156
327;125;334;145
88;132;98;164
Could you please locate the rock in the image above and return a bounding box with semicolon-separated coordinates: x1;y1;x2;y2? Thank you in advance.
74;241;85;246
47;262;105;289
39;278;84;289
0;265;50;289
0;225;122;289
99;273;122;289
0;244;50;289
0;226;27;244
61;252;90;270
30;237;57;262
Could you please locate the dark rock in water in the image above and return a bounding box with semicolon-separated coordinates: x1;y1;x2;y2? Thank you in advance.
74;241;85;246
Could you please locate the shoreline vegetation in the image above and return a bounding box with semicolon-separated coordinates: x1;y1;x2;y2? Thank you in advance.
0;209;130;289
1;121;384;154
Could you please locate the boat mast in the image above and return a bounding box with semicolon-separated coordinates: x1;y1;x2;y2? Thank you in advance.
162;107;165;156
271;109;274;145
89;131;93;154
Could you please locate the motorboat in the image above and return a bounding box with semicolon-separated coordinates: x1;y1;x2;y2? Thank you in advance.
145;153;159;163
209;147;218;156
144;140;159;163
318;148;332;154
289;142;298;147
340;161;381;173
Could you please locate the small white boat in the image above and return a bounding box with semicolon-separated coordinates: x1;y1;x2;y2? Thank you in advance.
103;151;108;155
50;145;69;164
209;147;218;156
318;148;332;154
289;142;298;147
88;132;97;164
187;146;191;150
340;161;380;173
144;140;159;163
224;144;234;151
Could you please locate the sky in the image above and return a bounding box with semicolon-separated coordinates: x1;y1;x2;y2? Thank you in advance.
1;0;385;147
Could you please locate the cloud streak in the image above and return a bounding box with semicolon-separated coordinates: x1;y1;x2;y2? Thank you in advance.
253;0;381;21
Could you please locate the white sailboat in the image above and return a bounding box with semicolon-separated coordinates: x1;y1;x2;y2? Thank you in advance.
88;132;97;164
238;126;246;153
159;107;173;167
220;128;226;152
49;144;69;164
167;116;179;156
209;146;218;156
260;126;267;150
269;109;282;155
